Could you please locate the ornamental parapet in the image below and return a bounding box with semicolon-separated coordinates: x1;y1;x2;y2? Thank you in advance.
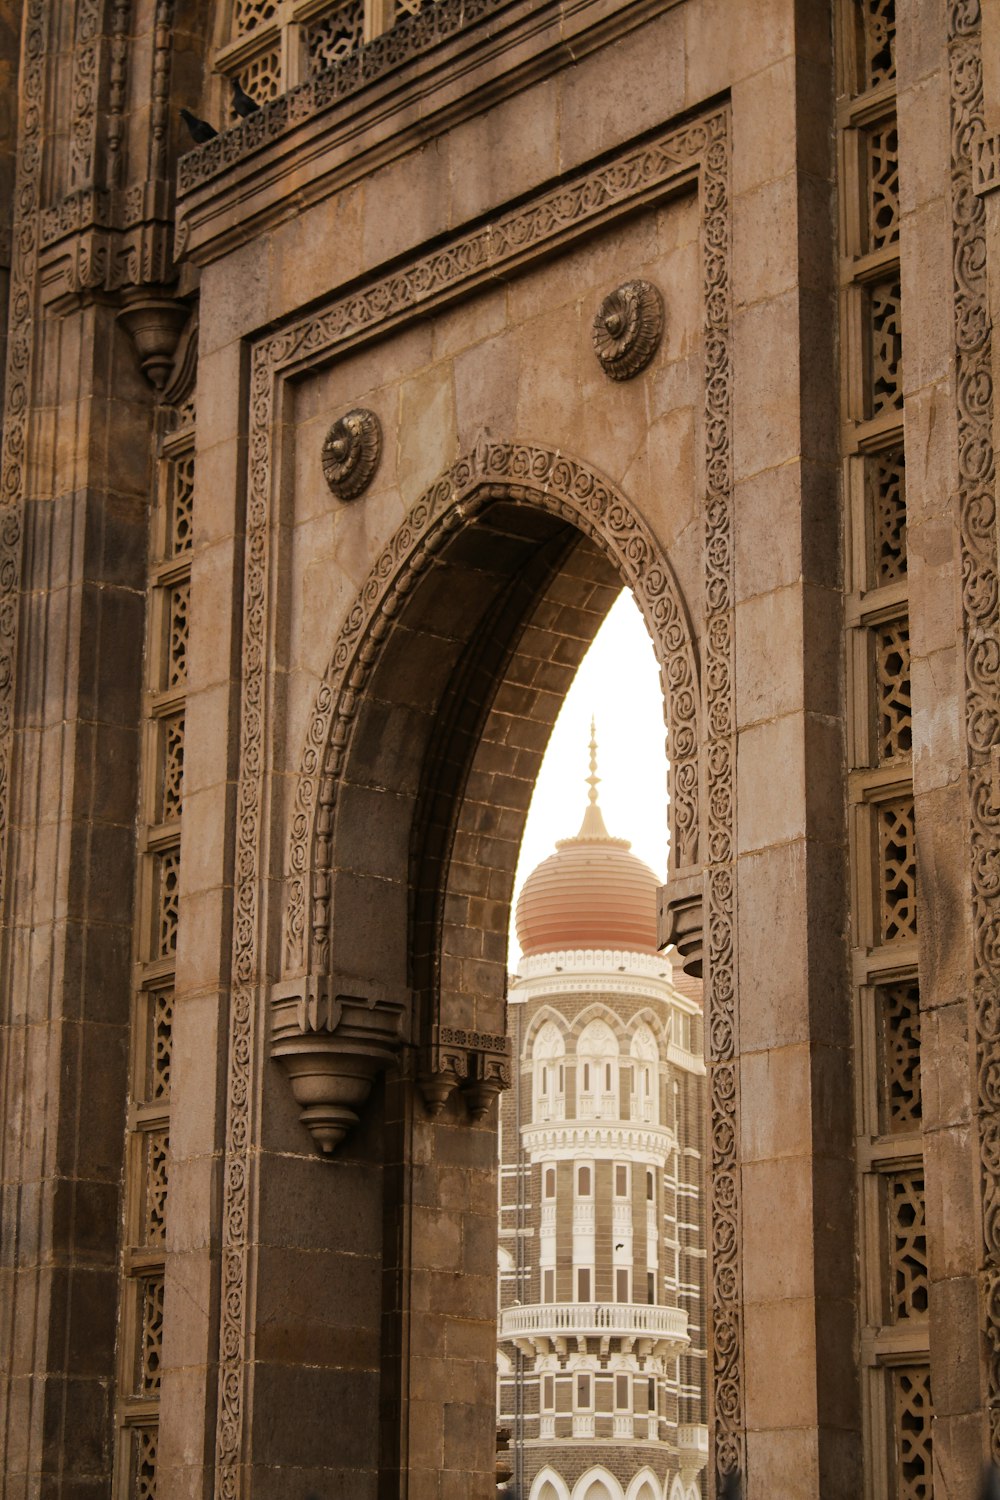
521;1121;675;1162
499;1301;689;1358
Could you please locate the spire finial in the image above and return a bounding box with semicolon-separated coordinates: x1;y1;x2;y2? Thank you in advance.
587;716;599;806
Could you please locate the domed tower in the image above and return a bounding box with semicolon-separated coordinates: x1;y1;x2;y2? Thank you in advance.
497;732;708;1500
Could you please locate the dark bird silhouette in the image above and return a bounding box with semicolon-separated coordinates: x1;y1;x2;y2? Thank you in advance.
231;78;261;118
179;108;218;144
615;1243;624;1250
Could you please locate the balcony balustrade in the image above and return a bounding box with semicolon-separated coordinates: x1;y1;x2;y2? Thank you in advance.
499;1300;689;1357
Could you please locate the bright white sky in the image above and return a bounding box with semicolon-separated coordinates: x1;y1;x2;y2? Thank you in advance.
509;589;669;961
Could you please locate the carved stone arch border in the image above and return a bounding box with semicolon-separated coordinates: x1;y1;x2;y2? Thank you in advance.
281;442;701;985
214;102;739;1496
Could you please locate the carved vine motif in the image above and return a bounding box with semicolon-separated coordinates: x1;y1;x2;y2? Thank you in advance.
216;107;737;1495
592;280;664;380
321;408;382;500
70;0;104;189
948;0;1000;1457
0;0;49;950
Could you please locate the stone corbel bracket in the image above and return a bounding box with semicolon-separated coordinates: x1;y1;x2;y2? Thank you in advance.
271;974;408;1154
37;181;177;313
418;1023;511;1122
657;868;704;980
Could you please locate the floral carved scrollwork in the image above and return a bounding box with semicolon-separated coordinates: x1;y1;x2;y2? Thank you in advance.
592;280;664;380
321;408;382;501
949;0;1000;1458
0;0;49;947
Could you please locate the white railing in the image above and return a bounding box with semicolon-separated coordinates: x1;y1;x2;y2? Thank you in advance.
613;1414;634;1439
677;1424;709;1456
499;1302;689;1344
573;1414;595;1438
539;1415;555;1439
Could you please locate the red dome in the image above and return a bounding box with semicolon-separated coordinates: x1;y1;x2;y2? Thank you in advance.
515;797;660;956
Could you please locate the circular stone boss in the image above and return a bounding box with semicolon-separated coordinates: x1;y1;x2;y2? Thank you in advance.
322;408;382;501
592;279;664;380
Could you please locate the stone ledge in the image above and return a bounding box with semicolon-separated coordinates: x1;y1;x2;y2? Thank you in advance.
175;0;680;266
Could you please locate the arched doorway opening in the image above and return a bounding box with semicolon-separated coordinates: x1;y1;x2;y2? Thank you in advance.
269;444;705;1497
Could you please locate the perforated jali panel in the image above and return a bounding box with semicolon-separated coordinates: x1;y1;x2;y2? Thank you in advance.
148;987;173;1103
160;712;184;822
154;848;180;958
166;581;189;690
876;980;921;1134
877;796;917;943
234;48;283;114
887;1170;928;1321
859;0;895;91
867;444;907;585
864;118;900;252
134;1427;157;1500
891;1365;932;1500
139;1275;164;1394
143;1130;169;1246
876;617;911;763
307;2;365;72
168;452;194;557
232;0;278;33
867;275;904;418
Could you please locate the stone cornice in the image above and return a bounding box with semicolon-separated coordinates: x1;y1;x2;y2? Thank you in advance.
175;0;681;267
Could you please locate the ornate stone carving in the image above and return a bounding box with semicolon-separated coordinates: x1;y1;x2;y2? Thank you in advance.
117;290;190;389
947;0;1000;1459
418;1024;511;1119
592;280;664;380
0;0;48;946
321;408;382;500
657;872;704;979
216;108;736;1496
178;0;516;195
271;976;407;1153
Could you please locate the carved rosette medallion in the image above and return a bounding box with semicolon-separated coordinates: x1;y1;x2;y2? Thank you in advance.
321;408;382;500
592;280;664;380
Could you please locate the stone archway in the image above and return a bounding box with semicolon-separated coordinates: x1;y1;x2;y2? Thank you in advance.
273;441;701;1148
262;442;712;1495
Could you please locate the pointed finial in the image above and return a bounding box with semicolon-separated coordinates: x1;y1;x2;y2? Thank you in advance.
588;716;599;806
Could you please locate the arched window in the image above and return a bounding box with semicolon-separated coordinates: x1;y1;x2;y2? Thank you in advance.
577;1019;619;1119
533;1021;566;1121
630;1022;659;1123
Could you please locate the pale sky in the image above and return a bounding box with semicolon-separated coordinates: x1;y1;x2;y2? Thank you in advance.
509;589;670;961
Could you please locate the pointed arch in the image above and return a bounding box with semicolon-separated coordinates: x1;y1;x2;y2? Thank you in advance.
531;1469;572;1500
573;1467;625;1500
564;1001;632;1047
626;1468;663;1500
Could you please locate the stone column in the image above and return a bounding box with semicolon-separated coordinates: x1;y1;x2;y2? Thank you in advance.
0;301;155;1499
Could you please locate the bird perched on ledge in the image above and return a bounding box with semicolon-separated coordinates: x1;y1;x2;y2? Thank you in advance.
231;77;261;118
180;107;218;144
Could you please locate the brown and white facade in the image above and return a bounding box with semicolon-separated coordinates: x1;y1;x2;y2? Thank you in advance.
498;786;707;1500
